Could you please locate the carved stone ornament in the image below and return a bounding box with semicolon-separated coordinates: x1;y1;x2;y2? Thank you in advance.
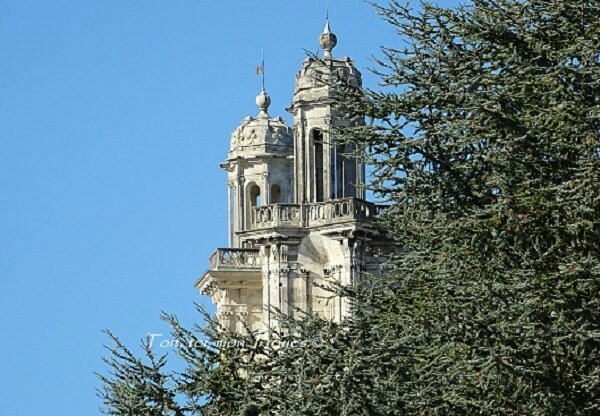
270;245;279;262
280;245;289;262
259;246;269;261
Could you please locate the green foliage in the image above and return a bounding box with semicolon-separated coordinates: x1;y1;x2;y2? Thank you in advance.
97;330;184;415
338;0;600;413
98;1;600;414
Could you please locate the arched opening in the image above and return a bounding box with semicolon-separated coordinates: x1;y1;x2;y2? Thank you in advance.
246;183;261;229
312;129;324;202
249;184;261;207
271;184;281;204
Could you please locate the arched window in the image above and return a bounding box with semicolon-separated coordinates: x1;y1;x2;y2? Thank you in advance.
312;129;324;202
249;184;261;207
271;184;281;204
246;183;261;229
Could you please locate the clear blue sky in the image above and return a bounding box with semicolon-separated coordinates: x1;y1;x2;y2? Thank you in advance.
0;0;457;414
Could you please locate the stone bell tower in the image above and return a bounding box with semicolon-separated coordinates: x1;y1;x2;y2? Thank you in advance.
197;21;394;334
290;21;365;204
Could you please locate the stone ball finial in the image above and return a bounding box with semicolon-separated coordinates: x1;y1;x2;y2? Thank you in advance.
255;90;271;117
319;21;337;60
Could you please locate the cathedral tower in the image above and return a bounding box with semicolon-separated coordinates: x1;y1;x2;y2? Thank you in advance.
197;22;393;334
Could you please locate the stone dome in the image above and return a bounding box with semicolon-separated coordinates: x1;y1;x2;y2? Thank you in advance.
292;57;362;105
289;23;362;106
228;91;293;158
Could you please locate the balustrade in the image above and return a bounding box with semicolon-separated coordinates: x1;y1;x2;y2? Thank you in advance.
251;204;301;229
306;198;383;226
248;198;386;230
210;248;261;270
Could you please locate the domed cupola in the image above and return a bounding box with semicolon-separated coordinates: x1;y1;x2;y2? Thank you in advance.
292;21;362;105
228;90;293;159
222;90;295;247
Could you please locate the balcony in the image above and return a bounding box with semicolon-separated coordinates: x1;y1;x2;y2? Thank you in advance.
198;248;263;300
249;198;385;231
209;248;262;271
251;203;301;230
305;198;384;227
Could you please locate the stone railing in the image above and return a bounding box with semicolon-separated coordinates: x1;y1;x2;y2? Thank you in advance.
209;248;261;270
306;198;382;227
247;198;386;231
251;204;301;229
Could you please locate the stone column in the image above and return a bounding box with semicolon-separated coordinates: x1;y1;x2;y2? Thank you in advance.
262;172;269;206
227;180;234;247
260;245;272;330
235;176;245;246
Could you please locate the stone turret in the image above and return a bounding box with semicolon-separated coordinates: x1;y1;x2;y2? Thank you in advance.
222;90;294;247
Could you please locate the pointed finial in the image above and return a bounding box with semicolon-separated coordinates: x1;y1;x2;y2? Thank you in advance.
319;19;337;60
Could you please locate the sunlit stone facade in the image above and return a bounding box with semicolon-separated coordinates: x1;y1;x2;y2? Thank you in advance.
196;22;394;333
